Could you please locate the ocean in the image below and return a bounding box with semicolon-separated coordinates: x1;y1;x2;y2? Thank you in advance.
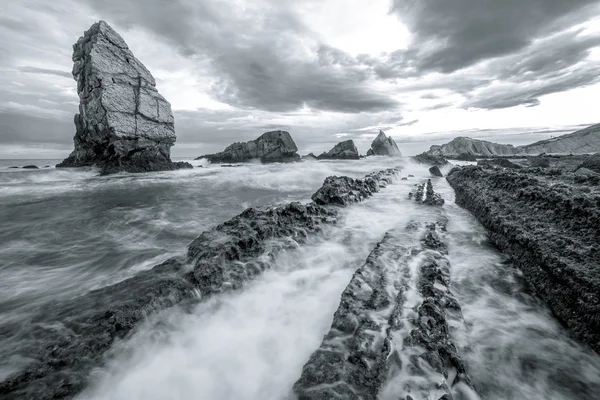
1;158;599;399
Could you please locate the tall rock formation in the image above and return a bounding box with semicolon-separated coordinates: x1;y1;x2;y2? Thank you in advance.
427;137;518;157
57;21;191;175
199;130;300;163
318;140;360;160
367;130;402;156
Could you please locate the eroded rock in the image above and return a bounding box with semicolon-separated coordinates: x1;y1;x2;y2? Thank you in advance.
56;21;191;175
366;130;402;157
199;130;300;163
318;140;360;160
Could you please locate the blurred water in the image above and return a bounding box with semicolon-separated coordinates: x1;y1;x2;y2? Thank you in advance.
1;158;599;399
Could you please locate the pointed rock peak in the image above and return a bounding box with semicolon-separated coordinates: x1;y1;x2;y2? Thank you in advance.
376;130;387;140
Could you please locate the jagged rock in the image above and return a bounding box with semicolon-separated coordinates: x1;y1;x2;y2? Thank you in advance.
294;223;476;400
22;165;39;169
366;130;402;156
199;131;300;163
477;158;521;169
311;169;398;206
413;153;449;167
56;21;191;175
301;153;319;161
429;165;443;177
0;167;400;400
447;166;600;355
409;179;444;206
318;140;359;160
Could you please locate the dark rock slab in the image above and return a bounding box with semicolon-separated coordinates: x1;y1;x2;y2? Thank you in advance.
21;165;39;169
429;165;443;177
318;140;360;160
413;153;449;167
8;166;19;169
409;179;444;206
528;156;550;168
447;166;600;355
0;167;400;399
294;222;476;400
199;130;300;163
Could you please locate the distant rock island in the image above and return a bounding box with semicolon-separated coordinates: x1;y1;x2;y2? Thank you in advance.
318;140;359;160
198;130;300;163
57;21;192;175
367;130;402;156
421;123;600;158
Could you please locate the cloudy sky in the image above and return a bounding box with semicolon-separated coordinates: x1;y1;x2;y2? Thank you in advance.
1;0;599;158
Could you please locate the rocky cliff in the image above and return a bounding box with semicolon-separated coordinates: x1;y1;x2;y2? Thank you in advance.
421;123;600;158
318;140;359;160
56;21;191;175
199;130;300;163
367;130;402;156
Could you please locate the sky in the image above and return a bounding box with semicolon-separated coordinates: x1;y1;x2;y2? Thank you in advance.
1;0;600;159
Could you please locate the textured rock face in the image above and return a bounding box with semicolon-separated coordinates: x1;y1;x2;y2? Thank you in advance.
57;21;191;175
413;152;449;167
423;123;600;158
367;130;402;156
0;167;400;400
447;165;600;355
311;169;398;206
408;179;445;206
199;131;300;163
477;158;521;169
294;222;476;400
318;140;360;160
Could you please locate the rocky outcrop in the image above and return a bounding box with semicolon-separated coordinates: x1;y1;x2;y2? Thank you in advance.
447;166;600;355
56;21;191;175
311;169;398;206
421;123;600;158
0;167;400;400
318;140;360;160
429;165;443;177
366;130;402;156
413;152;449;167
409;179;445;206
294;222;476;400
198;131;300;163
477;158;521;169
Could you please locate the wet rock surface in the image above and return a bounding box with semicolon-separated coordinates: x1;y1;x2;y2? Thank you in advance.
56;21;191;175
318;140;360;160
0;168;400;399
447;165;600;354
311;169;398;206
199;130;300;163
367;130;402;157
413;153;449;167
294;222;476;400
429;165;443;177
409;179;444;206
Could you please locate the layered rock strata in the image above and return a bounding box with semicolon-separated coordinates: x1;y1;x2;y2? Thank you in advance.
0;168;399;400
294;222;477;399
447;166;600;354
409;179;445;206
56;21;191;175
199;130;300;163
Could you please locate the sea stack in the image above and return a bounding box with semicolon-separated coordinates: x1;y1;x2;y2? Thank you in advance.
318;140;360;160
199;130;300;163
366;130;402;156
57;21;192;175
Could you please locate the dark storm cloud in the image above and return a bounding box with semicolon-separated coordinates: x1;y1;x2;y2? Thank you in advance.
78;0;399;113
17;66;72;78
391;0;599;73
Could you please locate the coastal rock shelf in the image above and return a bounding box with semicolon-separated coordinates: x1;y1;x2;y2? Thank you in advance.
294;221;478;400
0;167;400;400
447;165;600;354
56;21;191;175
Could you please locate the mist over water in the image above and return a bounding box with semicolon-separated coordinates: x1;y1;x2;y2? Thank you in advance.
1;158;599;399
